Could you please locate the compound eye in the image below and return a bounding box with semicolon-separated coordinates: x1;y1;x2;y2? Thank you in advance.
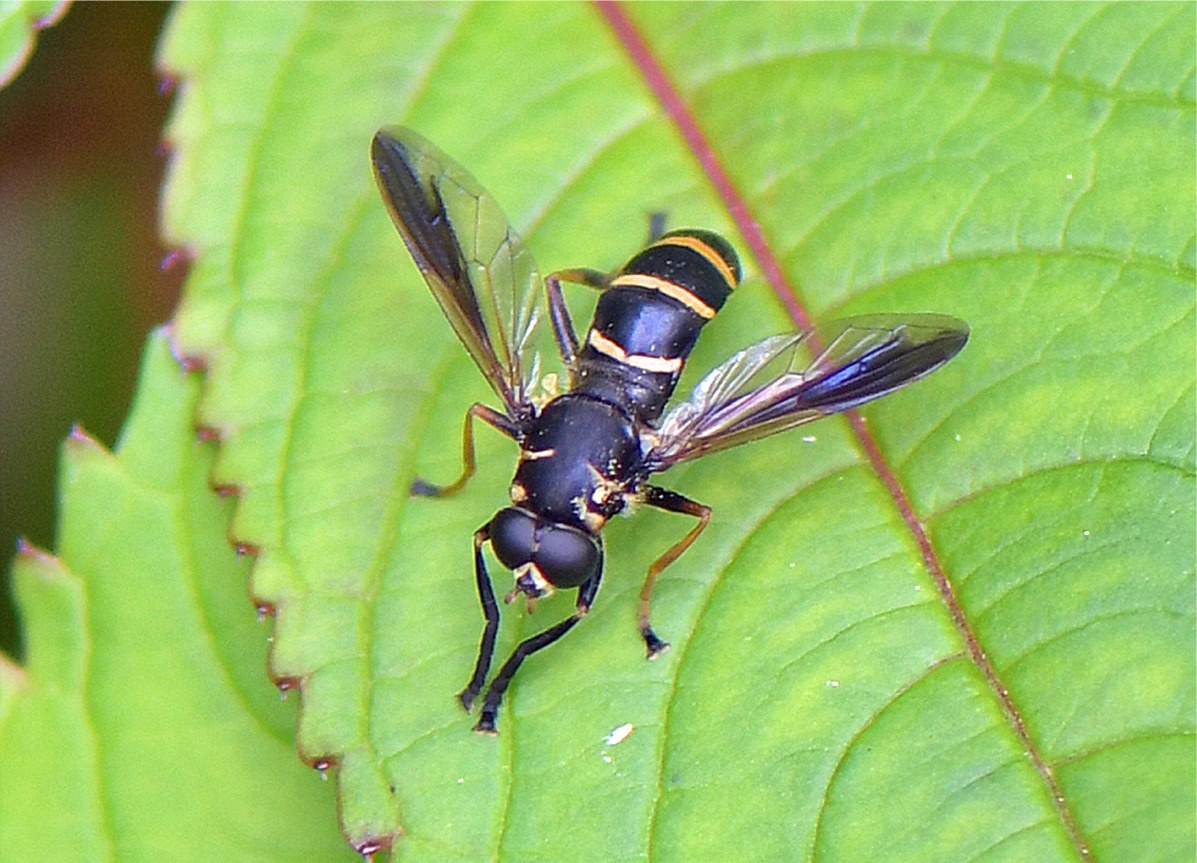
489;508;537;571
534;523;601;589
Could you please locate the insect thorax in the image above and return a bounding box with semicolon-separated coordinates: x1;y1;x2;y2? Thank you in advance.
512;393;642;532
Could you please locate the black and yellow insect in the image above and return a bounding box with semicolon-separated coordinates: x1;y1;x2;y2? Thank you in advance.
371;127;968;734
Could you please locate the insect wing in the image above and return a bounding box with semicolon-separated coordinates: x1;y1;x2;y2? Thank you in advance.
648;314;968;469
371;128;541;417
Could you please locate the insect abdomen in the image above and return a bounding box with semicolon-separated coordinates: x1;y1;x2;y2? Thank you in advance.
576;229;741;422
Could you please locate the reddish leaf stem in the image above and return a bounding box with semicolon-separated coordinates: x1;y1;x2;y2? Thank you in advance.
596;1;810;333
597;2;1089;857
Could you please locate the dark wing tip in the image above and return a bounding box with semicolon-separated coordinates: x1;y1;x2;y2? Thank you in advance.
909;313;969;364
940;326;969;364
370;128;411;181
793;313;970;413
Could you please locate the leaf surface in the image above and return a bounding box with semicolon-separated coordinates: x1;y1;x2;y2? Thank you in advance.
0;333;351;862
4;3;1193;861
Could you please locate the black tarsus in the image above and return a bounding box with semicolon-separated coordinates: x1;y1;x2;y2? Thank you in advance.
459;521;500;711
473;563;604;734
648;211;667;243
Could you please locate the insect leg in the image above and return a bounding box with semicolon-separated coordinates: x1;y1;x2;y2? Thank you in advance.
411;402;518;497
638;485;712;658
474;563;604;735
458;520;500;712
648;211;667;242
545;268;609;370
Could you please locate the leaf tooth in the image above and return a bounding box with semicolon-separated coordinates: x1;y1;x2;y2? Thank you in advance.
272;674;302;698
14;537;59;566
165;327;207;373
66;424;105;453
158;247;191;273
63;425;114;476
232;540;260;557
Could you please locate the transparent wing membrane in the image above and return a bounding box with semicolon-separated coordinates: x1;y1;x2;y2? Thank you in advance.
372;128;541;417
648;314;969;469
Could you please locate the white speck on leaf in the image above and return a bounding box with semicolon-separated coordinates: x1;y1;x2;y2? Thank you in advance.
604;723;634;746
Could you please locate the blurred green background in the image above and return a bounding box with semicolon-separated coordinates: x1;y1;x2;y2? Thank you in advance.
0;3;180;658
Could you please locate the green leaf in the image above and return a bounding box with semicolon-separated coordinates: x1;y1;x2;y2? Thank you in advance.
5;2;1194;861
0;0;66;86
0;332;351;862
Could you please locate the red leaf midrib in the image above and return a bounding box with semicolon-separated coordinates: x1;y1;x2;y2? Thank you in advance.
596;2;1090;858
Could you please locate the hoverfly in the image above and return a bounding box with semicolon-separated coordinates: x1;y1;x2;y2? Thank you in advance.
371;128;968;734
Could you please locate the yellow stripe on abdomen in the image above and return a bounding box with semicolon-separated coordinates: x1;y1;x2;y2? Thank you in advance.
586;330;684;374
650;234;739;289
608;273;717;319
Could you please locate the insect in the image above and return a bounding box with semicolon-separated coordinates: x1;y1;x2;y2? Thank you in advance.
371;127;968;734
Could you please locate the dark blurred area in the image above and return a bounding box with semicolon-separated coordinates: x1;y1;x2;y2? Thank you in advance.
0;2;181;659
